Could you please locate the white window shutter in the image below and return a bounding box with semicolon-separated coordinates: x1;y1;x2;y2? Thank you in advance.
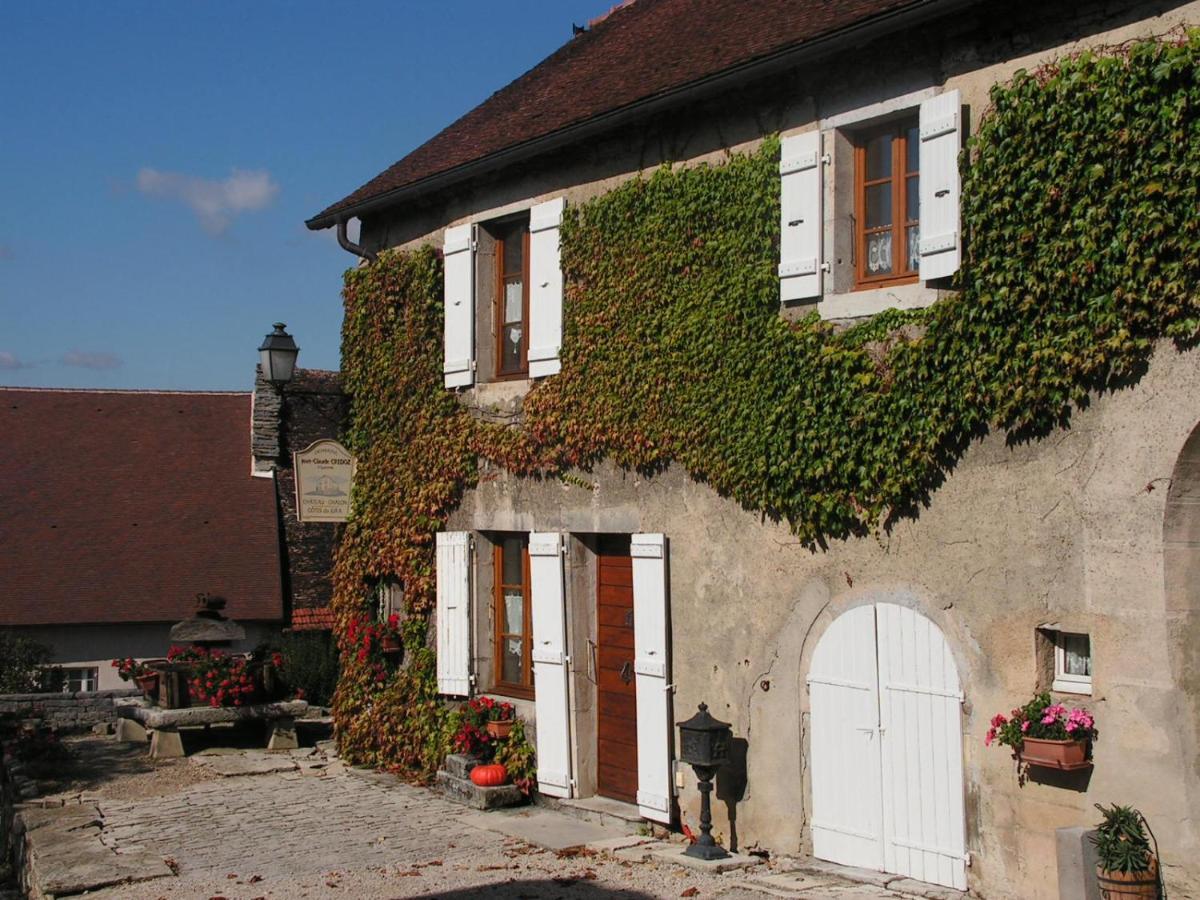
529;531;573;798
528;197;565;378
918;89;962;281
442;224;475;388
435;531;471;696
631;532;672;824
779;131;823;302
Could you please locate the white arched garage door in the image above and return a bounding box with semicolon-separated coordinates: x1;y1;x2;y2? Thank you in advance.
807;603;967;890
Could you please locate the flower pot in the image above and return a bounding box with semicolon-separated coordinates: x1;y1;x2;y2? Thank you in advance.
380;635;402;655
1018;737;1091;770
486;719;514;739
470;763;509;787
1096;857;1159;898
134;672;159;700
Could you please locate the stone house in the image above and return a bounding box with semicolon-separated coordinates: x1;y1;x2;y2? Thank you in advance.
306;1;1200;896
0;388;284;689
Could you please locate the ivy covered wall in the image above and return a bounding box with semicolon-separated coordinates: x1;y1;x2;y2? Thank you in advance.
329;35;1200;775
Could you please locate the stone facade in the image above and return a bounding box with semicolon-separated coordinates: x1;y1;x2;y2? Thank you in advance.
342;1;1200;897
252;367;349;624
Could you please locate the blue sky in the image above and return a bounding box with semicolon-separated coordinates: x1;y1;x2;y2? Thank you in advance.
0;1;606;390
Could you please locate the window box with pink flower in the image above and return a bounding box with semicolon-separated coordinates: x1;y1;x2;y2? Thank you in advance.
986;692;1096;772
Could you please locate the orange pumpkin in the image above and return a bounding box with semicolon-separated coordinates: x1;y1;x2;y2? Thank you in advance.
469;763;509;787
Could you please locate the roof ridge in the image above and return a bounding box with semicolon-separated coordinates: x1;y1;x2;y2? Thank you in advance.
0;386;250;396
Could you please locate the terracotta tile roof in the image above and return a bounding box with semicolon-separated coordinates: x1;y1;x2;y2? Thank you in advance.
0;389;283;627
307;0;937;227
290;607;336;631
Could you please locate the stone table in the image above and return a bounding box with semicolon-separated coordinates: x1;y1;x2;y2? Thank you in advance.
116;699;309;758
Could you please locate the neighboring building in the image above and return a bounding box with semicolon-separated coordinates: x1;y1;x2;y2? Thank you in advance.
307;1;1200;897
252;367;349;633
0;388;284;690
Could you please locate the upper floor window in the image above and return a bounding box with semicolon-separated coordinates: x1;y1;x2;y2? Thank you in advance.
493;533;533;698
855;117;920;289
495;219;530;378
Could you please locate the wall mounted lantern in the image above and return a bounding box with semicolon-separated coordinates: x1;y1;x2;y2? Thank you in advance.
258;322;299;390
677;702;733;860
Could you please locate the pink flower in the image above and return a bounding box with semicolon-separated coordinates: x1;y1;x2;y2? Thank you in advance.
1021;720;1031;733
1041;713;1057;724
990;713;1008;728
985;728;996;747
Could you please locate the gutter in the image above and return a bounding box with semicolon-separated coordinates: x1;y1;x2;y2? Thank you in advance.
337;218;376;263
307;0;982;234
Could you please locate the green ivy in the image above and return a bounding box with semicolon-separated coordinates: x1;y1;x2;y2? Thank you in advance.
331;34;1200;774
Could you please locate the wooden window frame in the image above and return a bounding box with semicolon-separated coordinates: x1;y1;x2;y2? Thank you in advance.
494;223;531;380
492;536;534;699
854;118;920;290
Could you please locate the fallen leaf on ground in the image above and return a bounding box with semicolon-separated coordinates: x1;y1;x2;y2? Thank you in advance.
681;888;700;897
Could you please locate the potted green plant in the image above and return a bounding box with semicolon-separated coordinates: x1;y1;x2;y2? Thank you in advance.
985;692;1096;770
1090;804;1161;898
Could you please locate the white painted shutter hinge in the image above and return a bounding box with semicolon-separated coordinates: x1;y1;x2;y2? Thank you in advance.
821;153;831;166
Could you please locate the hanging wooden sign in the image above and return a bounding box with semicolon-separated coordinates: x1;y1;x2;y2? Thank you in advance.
293;439;355;522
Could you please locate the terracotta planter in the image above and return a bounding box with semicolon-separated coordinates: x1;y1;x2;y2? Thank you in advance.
134;672;159;699
1096;856;1159;898
1018;737;1091;770
486;719;514;739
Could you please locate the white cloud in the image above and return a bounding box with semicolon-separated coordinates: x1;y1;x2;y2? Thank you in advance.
136;167;279;235
0;351;33;370
61;350;122;370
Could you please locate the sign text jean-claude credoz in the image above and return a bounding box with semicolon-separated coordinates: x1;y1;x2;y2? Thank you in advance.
293;439;356;523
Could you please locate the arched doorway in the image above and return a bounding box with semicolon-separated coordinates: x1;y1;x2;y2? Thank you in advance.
807;602;967;890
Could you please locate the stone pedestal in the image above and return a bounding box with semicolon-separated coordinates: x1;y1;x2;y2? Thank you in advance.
436;755;526;810
266;717;298;751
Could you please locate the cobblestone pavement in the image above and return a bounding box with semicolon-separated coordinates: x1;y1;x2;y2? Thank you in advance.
70;746;935;900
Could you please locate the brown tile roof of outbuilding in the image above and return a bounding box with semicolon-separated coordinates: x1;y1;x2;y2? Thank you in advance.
291;607;336;631
0;389;283;627
307;0;938;228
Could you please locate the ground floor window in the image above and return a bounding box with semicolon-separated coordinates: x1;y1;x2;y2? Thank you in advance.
493;534;533;698
45;666;99;693
1053;631;1092;695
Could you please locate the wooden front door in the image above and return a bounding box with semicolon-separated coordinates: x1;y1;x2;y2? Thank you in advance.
596;535;638;803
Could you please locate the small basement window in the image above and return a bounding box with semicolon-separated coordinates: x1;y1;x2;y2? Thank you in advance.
1052;631;1092;695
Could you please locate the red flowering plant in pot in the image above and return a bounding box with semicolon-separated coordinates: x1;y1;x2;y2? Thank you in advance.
112;657;159;698
986;691;1097;771
167;645;258;709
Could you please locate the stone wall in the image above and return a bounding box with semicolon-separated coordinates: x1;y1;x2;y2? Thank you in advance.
0;690;139;733
252;367;349;621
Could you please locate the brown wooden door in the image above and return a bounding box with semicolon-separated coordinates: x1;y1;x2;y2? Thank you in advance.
597;535;638;803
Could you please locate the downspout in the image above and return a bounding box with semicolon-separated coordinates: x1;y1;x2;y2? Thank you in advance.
337;218;376;263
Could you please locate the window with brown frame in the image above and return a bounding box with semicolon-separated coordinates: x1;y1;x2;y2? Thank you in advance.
855;118;920;288
494;219;530;378
492;534;533;698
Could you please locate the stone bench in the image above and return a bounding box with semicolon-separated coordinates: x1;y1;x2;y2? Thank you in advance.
116;699;309;758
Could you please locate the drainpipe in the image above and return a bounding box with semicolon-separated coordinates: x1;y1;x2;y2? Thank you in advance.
337;218;376;263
